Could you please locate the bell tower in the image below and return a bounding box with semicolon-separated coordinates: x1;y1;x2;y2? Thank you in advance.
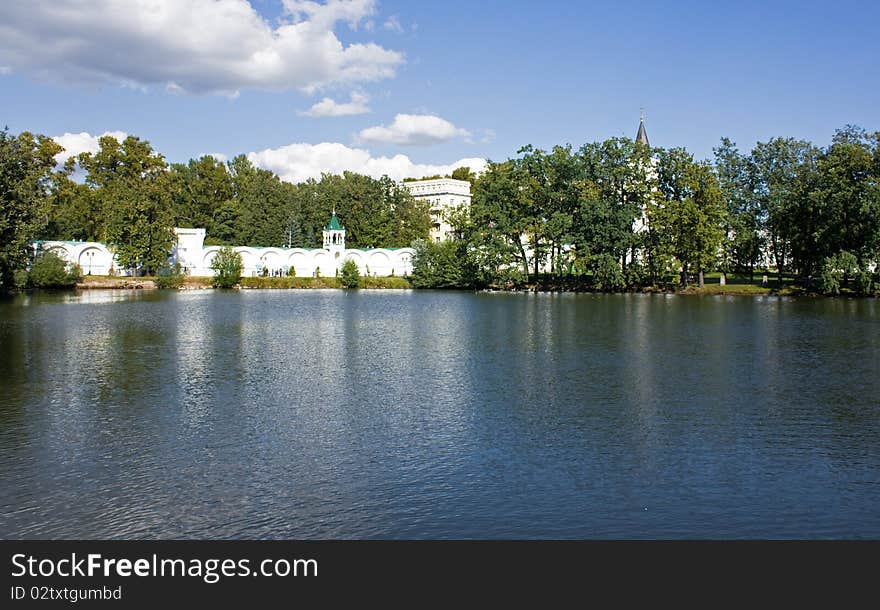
322;210;346;254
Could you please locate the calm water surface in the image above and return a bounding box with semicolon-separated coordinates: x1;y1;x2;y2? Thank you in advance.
1;289;878;539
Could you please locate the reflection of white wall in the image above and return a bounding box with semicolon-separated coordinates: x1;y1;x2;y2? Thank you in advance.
171;228;414;278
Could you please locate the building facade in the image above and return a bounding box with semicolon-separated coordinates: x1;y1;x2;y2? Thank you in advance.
402;178;472;242
36;213;415;279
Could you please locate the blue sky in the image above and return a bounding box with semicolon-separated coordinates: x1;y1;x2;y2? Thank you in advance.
1;0;877;181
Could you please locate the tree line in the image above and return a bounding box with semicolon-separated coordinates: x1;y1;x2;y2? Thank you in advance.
0;128;432;288
2;124;878;294
411;125;880;295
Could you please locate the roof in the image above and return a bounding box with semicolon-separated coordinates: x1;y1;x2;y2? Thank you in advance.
635;118;650;147
325;212;344;231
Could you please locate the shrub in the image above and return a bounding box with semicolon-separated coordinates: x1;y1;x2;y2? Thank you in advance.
624;259;647;288
855;270;873;296
155;263;184;289
210;246;243;288
13;269;29;289
817;256;840;295
592;253;625;291
28;252;81;288
340;259;360;288
410;239;481;289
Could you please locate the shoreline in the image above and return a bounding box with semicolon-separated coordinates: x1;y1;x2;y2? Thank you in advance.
63;275;877;298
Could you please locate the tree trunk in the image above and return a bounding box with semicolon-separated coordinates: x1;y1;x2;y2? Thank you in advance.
517;240;529;278
698;268;704;288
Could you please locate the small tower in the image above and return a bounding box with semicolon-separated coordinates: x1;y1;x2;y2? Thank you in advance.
322;210;346;254
635;109;650;147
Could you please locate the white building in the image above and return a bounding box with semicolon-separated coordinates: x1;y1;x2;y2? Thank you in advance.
32;239;119;276
36;213;415;279
402;178;472;242
174;213;414;278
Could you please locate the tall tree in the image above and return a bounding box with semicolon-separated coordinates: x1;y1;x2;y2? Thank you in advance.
577;137;654;277
714;137;763;281
749;137;819;286
0;129;61;289
470;159;532;278
79;135;175;274
169;155;234;236
653;149;726;287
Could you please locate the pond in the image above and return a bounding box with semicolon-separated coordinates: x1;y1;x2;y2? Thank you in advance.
1;290;878;538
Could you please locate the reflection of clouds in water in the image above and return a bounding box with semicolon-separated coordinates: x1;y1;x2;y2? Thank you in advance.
3;291;880;538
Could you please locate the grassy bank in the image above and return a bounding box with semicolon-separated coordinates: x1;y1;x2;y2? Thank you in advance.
75;275;411;290
70;273;875;297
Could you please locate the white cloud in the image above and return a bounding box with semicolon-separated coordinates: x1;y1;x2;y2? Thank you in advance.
357;114;470;146
200;153;229;163
51;131;127;165
247;141;486;182
0;0;403;95
300;91;370;117
383;16;403;32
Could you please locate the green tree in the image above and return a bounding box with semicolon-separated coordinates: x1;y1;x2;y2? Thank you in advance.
385;176;431;246
229;155;290;247
451;166;476;183
592;252;625;291
714;137;763;281
340;258;360;288
410;239;480;288
28;250;81;288
749;137;819;286
169;155;234;236
210;246;242;288
806;126;880;276
79;135;175;275
653;150;726;287
577;137;654;275
0;129;61;290
470;160;532;278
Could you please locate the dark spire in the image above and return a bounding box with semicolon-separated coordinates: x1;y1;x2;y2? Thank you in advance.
635;109;649;147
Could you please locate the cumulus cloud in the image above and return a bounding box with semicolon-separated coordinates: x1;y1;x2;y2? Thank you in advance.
247;141;486;182
0;0;403;95
51;131;127;165
357;114;471;146
300;91;370;117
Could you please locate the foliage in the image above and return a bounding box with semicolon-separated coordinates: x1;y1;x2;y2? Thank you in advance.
79;135;176;275
155;263;185;289
4;122;879;297
0;129;61;290
592;253;625;291
28;251;81;288
855;271;874;296
817;257;841;295
410;239;481;289
210;246;243;288
340;258;360;288
652;150;726;286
